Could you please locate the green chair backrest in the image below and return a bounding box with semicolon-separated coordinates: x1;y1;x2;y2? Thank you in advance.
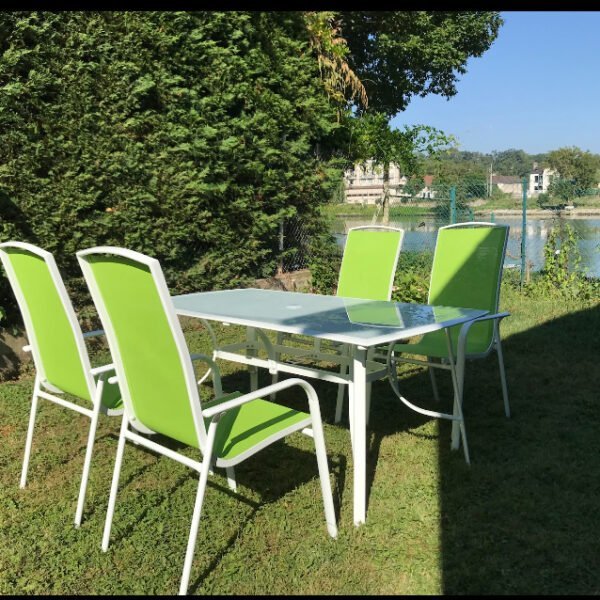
336;226;403;301
77;247;204;450
0;242;94;401
428;223;509;353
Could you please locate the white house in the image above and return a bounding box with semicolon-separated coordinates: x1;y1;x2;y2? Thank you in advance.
343;161;434;204
528;164;555;195
491;163;556;198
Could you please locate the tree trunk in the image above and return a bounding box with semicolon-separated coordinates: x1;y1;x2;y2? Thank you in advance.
382;162;390;225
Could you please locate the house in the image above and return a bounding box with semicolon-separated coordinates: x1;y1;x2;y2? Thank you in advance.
492;175;522;198
491;164;556;198
343;161;434;204
528;163;555;195
343;161;406;204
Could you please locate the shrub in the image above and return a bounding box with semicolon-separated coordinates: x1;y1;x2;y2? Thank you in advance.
0;12;343;322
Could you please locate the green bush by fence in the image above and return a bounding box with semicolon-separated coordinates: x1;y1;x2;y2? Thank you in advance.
0;12;342;321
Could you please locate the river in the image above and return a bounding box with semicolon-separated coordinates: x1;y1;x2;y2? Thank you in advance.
332;215;600;277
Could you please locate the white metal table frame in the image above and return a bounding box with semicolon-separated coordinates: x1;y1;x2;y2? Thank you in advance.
172;288;488;526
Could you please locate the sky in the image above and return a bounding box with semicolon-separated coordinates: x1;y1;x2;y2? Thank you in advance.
390;11;600;156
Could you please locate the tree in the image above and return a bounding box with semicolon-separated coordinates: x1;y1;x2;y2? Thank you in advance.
348;114;451;222
491;148;533;177
338;11;502;117
0;11;346;318
548;146;600;196
333;11;502;220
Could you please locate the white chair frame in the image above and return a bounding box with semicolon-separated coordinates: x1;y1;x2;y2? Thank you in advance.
77;246;337;596
385;223;511;464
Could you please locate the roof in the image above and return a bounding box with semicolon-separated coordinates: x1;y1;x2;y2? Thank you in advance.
492;175;521;184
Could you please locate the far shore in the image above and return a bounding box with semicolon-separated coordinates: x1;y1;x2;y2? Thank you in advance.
330;205;600;218
474;207;600;217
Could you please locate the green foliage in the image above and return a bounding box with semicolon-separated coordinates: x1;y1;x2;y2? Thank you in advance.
391;250;432;304
0;11;344;319
348;113;451;175
548;146;600;191
422;150;488;184
491;148;536;178
526;222;598;302
339;11;503;117
307;230;342;295
548;178;578;203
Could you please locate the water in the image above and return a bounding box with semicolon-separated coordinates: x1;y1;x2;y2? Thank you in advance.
332;215;600;277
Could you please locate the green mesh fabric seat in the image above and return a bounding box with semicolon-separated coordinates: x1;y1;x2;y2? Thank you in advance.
387;223;511;464
270;226;404;424
77;246;337;596
0;242;123;528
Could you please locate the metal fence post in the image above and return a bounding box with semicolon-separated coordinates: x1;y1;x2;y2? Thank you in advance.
469;207;474;222
450;187;457;224
520;178;527;288
490;211;495;223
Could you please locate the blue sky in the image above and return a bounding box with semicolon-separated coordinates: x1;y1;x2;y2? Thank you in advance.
390;11;600;156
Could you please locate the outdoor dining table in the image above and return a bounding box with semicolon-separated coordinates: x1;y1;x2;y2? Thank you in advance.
172;288;488;526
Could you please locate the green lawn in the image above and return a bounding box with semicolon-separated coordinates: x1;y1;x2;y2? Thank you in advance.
1;284;599;594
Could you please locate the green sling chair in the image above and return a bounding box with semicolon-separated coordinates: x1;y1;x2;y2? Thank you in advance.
270;226;404;424
386;223;511;464
0;242;123;527
76;246;337;596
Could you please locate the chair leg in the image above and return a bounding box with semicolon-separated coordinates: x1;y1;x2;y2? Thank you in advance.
496;338;510;418
449;355;470;465
270;373;279;400
179;425;218;596
308;405;337;539
427;358;441;403
225;466;236;492
443;328;470;464
347;382;355;453
246;327;258;392
334;365;348;424
270;331;284;400
74;384;103;527
20;375;41;489
102;414;129;552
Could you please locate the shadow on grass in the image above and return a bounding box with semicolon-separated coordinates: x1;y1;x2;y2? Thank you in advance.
434;302;600;595
257;301;600;594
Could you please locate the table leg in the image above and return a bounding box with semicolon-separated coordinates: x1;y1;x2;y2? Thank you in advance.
246;326;258;391
352;345;367;526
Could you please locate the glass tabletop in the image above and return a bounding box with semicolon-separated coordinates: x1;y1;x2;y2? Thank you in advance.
172;288;488;347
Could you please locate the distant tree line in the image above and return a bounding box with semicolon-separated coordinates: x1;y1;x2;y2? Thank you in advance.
418;147;600;192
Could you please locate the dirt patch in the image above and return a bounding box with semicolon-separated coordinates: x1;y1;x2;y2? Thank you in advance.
0;328;31;381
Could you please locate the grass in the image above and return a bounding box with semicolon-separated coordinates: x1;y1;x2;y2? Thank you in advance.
1;284;599;594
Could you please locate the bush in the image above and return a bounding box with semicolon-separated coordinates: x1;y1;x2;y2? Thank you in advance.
307;231;342;295
391;250;432;304
525;222;598;302
0;12;343;322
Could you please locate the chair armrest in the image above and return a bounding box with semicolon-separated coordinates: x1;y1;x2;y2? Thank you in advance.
469;311;510;323
457;311;510;361
190;353;223;397
90;363;115;376
203;377;319;420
